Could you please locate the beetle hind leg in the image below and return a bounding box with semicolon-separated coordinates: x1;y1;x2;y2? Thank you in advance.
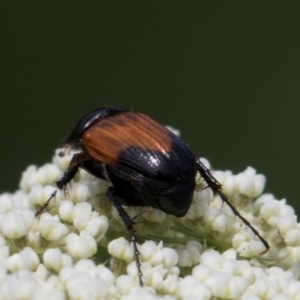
106;187;143;286
196;158;270;255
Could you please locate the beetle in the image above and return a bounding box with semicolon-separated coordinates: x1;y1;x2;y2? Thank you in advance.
36;107;269;286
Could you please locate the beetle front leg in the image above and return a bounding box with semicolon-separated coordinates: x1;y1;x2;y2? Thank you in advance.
35;152;89;217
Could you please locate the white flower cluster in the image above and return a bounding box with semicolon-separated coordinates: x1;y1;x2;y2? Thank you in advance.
0;148;299;299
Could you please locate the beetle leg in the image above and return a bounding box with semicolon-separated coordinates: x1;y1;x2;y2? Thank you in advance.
100;163;111;181
196;159;270;255
106;187;143;286
35;152;89;217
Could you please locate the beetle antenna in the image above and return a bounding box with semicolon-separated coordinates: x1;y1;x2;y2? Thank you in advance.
196;159;270;255
107;187;144;286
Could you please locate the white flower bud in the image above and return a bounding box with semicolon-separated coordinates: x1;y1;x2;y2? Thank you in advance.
59;200;74;223
286;280;300;298
161;274;178;295
73;202;92;218
85;215;109;238
0;193;13;213
221;259;239;275
222;175;237;196
0;236;7;247
186;189;210;219
7;253;23;273
65;273;108;299
187;240;202;249
222;248;237;260
236;262;254;283
126;260;147;281
17;207;35;227
108;237;134;262
61;254;73;269
38;218;68;241
192;265;214;282
19;165;38;193
278;199;295;215
11;190;28;208
0;244;9;268
161;248;178;268
116;275;137;295
284;228;300;247
235;167;266;198
43;248;64;272
28;184;57;209
232;232;246;247
213;170;232;186
235;237;265;258
150;249;164;266
253;193;275;214
34;275;65;299
65;231;97;259
200;250;221;269
59;267;75;283
0;271;37;299
260;200;281;226
1;210;33;239
35;163;61;186
240;293;261;300
211;274;248;299
144;267;164;289
203;209;232;234
179;276;212;300
35;264;49;283
40;213;59;221
140;240;161;261
73;211;91;231
121;286;163;300
69;183;92;203
92;265;115;286
246;278;273;298
52;148;74;171
177;246;200;267
8;247;39;272
211;214;232;233
20;247;40;271
74;259;95;272
167;266;180;277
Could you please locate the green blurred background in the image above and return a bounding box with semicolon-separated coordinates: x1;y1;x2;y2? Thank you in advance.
1;2;300;214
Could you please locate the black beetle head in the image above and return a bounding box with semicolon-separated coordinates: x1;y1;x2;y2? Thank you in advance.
157;178;195;217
